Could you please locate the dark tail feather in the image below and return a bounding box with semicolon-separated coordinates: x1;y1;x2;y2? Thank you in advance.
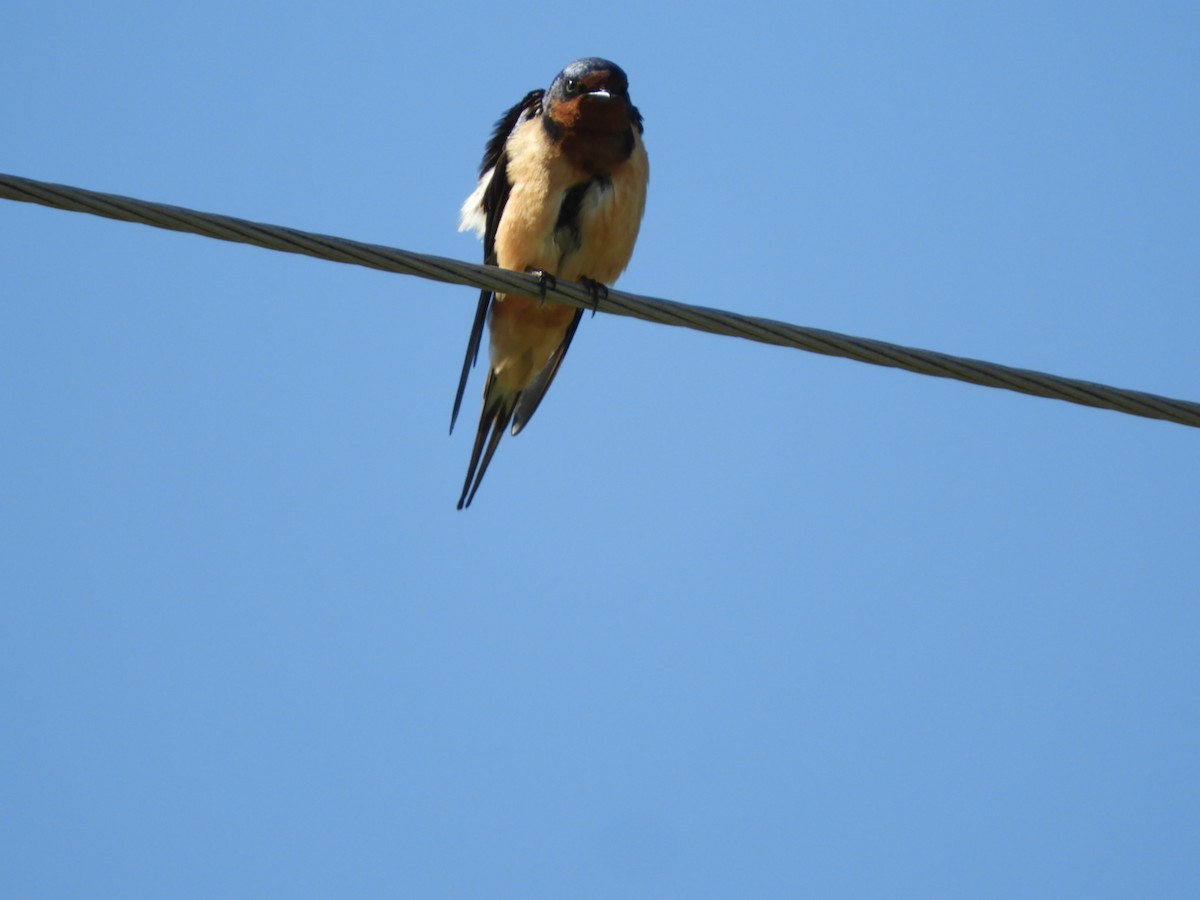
512;308;583;435
450;290;492;435
457;371;519;510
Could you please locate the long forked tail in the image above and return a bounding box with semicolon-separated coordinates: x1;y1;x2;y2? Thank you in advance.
450;290;491;436
457;370;520;510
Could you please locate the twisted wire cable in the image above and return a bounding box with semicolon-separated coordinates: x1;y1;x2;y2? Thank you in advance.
3;172;1197;429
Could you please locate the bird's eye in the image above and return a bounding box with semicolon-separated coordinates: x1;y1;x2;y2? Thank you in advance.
564;78;579;94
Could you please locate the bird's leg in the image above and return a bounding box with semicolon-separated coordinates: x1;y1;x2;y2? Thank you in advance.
581;277;608;318
524;268;557;305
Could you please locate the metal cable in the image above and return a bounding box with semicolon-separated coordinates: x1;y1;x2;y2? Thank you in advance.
3;171;1197;429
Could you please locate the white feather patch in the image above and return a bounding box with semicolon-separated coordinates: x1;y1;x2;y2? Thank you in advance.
458;168;492;237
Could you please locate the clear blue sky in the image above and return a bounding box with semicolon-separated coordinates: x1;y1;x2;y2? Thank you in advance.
3;2;1198;896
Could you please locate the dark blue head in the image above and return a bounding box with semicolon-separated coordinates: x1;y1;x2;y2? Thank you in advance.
543;58;634;132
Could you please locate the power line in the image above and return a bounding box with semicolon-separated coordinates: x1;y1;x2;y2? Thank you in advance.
3;171;1198;430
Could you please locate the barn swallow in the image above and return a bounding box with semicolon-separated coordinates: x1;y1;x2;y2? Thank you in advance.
451;57;649;509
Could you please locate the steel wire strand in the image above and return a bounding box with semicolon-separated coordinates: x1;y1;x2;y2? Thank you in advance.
3;172;1197;429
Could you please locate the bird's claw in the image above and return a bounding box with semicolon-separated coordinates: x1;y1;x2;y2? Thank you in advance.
525;268;557;304
581;278;608;317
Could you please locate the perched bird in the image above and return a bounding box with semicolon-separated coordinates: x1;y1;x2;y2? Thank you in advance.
451;57;649;509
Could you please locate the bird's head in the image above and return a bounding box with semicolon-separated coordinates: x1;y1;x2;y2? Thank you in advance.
544;58;636;134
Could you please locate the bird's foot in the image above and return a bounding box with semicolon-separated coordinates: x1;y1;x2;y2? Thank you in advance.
580;278;608;318
524;268;557;304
